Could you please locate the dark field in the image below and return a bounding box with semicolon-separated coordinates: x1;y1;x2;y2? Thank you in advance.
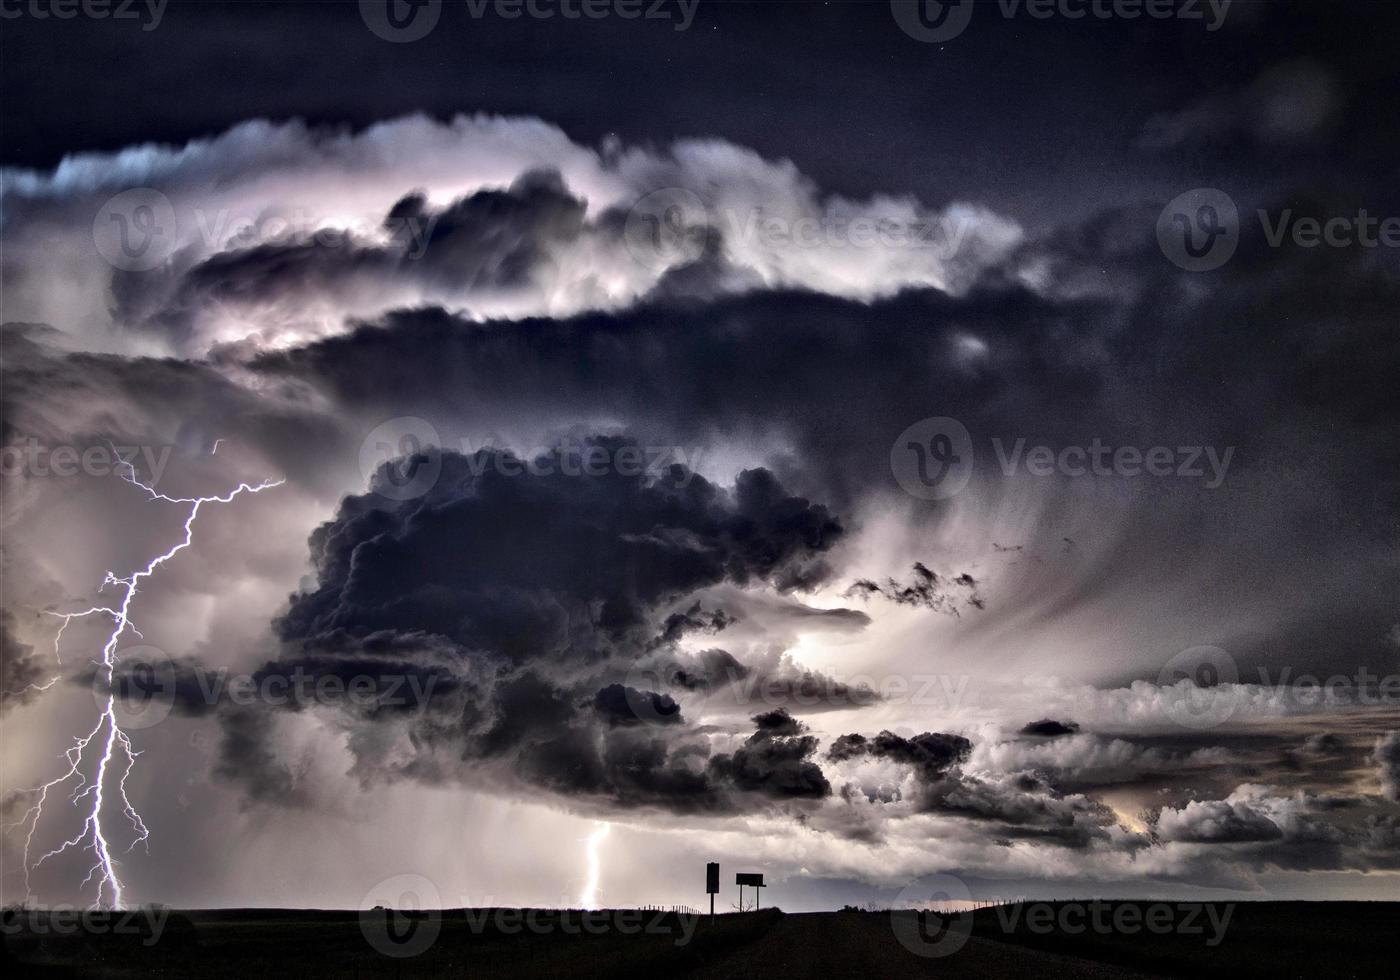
3;902;1394;979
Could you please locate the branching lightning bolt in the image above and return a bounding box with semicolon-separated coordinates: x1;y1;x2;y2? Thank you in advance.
7;454;283;909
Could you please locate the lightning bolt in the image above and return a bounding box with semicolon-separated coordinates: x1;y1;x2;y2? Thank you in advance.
6;452;283;908
579;821;611;909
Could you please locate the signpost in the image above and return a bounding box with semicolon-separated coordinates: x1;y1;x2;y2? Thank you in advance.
735;872;764;911
705;862;719;920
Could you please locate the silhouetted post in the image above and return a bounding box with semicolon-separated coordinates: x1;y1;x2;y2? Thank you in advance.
706;862;719;921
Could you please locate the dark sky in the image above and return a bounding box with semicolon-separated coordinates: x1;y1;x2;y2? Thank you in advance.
4;1;1396;219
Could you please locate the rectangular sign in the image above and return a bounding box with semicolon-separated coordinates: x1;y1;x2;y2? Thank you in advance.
706;862;719;894
735;872;764;887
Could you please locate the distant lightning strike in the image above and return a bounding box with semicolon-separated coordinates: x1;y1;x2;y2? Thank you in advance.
579;821;611;909
9;454;283;908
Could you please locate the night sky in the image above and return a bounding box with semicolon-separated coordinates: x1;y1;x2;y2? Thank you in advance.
2;0;1399;912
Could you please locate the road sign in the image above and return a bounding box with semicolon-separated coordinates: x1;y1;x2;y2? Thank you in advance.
735;872;765;911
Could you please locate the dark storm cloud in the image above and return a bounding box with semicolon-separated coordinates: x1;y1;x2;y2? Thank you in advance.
827;728;1119;847
593;683;682;727
706;710;830;800
1020;719;1081;737
751;707;806;737
276;440;842;651
649;644;882;714
238;214;1400;680
844;562;983;615
220;437;844;813
861;731;973;781
650;603;736;649
112;169;585;348
75;654;222;720
825;733;871;763
922;772;1120;848
664;647;749;692
827;730;972;782
249;286;1113;515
